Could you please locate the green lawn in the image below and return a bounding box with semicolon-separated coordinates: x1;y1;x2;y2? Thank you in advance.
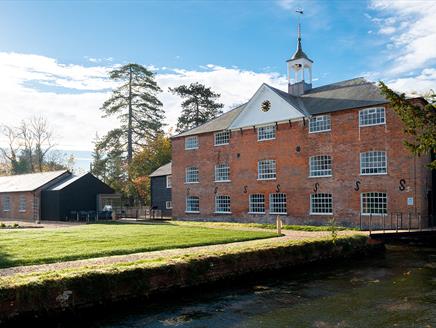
0;222;276;269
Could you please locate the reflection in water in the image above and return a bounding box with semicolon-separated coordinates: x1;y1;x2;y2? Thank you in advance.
64;245;436;328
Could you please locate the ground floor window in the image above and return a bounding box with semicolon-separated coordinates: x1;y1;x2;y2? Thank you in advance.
165;201;172;209
310;193;333;214
19;195;26;212
361;192;387;215
215;195;231;213
249;194;265;214
269;193;287;214
3;195;10;212
186;196;199;213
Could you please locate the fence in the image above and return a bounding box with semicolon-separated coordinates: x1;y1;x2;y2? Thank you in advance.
360;212;436;232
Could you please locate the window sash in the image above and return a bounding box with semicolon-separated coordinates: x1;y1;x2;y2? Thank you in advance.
257;125;276;141
215;164;230;181
249;194;265;213
258;160;276;180
215;195;231;213
359;107;386;127
309;115;331;133
361;192;387;215
185;136;199;149
269;193;287;214
186;196;199;212
185;167;199;183
165;201;172;209
166;175;172;188
3;195;10;211
310;193;333;214
19;195;26;212
360;151;387;175
309;155;332;177
214;131;230;146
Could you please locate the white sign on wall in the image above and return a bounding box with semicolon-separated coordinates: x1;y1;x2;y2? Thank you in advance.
407;197;414;206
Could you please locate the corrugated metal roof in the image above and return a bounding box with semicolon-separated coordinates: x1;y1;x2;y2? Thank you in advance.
0;170;69;193
174;104;246;138
149;162;172;177
48;173;87;191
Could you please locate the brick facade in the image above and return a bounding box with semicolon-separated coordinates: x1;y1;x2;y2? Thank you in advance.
0;191;37;221
171;105;432;227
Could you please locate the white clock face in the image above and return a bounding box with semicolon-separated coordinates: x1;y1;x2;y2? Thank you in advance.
261;100;271;112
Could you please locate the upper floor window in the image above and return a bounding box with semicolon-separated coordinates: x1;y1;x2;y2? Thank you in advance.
249;194;265;214
186;196;199;213
215;195;231;213
309;115;331;133
215;164;230;182
257;125;276;141
359;107;385;127
185;136;199;150
361;192;387;215
185;167;199;183
360;151;387;175
258;160;276;180
310;193;333;215
270;193;287;214
19;195;26;212
309;155;332;177
166;201;172;209
3;195;10;212
214;130;230;146
166;175;172;188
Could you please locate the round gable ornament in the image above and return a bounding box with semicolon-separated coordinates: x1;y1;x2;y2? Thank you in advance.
261;100;271;112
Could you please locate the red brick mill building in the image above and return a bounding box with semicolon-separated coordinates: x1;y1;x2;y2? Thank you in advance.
170;27;433;228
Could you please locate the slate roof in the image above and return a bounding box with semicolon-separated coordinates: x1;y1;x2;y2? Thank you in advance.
149;162;172;177
173;77;388;137
0;170;70;193
174;104;246;138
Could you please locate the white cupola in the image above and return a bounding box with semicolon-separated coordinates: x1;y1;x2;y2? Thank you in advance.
287;11;313;96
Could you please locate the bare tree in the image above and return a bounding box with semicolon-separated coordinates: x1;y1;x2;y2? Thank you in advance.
30;116;55;172
0;125;20;174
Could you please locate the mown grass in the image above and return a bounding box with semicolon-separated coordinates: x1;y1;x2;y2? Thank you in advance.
0;222;276;269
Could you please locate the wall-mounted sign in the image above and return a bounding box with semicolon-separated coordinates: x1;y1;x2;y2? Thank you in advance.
407;197;414;206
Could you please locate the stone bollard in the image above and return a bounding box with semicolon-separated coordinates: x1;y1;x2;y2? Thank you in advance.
276;215;283;236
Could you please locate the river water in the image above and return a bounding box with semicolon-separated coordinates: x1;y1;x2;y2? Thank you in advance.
63;244;436;328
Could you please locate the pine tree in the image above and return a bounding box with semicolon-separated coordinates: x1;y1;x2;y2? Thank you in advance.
379;82;436;168
101;63;165;162
170;82;224;132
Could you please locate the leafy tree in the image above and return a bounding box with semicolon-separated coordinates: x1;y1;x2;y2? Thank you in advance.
100;63;165;162
170;82;224;132
379;82;436;168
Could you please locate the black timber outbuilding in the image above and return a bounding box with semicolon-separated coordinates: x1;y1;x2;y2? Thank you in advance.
41;172;114;220
149;162;172;216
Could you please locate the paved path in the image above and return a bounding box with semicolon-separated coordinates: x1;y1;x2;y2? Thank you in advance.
0;228;364;278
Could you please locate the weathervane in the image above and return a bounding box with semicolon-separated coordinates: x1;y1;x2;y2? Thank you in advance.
296;8;303;40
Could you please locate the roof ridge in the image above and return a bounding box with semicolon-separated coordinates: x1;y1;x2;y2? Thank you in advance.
306;77;370;94
0;169;68;179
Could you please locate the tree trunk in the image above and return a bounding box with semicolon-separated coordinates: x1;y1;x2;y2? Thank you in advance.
127;66;133;163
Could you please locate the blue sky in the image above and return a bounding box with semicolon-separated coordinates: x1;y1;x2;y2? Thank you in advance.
0;0;435;171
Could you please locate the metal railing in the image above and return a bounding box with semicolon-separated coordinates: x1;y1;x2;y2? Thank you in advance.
360;212;436;233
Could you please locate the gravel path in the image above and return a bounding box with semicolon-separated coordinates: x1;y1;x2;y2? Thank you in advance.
0;228;365;278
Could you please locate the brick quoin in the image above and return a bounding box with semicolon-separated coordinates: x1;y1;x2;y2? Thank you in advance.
171;105;432;227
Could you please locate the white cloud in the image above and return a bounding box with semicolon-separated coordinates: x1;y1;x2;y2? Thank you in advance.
0;52;287;151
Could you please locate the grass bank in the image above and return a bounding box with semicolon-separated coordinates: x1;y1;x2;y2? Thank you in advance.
0;222;276;268
0;234;379;323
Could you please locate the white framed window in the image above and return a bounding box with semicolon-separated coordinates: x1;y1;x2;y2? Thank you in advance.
185;136;199;150
269;193;287;214
309;115;331;133
3;195;10;212
166;175;172;188
309;155;332;177
19;195;26;212
185;167;199;183
215;195;231;213
310;193;333;215
361;192;387;215
214;130;230;146
249;194;265;214
186;196;199;213
258;160;276;180
257;125;276;141
215;164;230;182
165;201;172;209
360;151;387;175
359;107;385;127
